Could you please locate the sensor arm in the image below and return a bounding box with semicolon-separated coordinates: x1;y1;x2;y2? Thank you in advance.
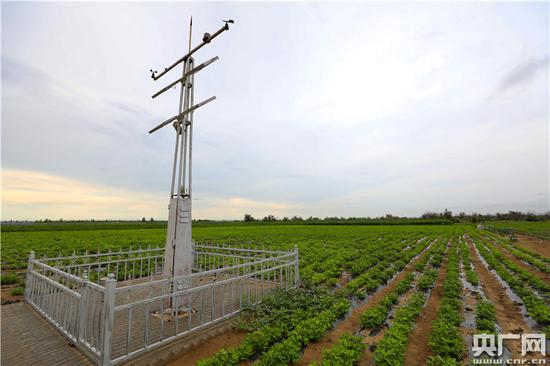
152;56;219;99
148;96;216;134
151;23;230;81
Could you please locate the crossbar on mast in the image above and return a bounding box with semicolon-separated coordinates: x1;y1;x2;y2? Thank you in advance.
150;23;230;81
152;56;219;99
148;96;216;134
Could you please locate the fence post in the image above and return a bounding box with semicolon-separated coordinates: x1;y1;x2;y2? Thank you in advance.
294;245;300;287
24;251;35;301
100;273;116;366
77;271;89;343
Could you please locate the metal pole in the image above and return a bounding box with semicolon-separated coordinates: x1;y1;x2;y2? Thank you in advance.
294;245;300;287
24;251;35;301
176;59;189;195
179;18;194;195
188;16;193;54
188;63;195;198
152;57;218;99
170;127;181;198
100;273;116;366
181;58;194;196
77;271;89;342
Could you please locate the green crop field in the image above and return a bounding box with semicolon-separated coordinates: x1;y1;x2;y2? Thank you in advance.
1;221;549;366
485;220;550;240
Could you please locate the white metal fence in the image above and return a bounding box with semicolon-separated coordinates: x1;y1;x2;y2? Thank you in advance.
24;243;299;365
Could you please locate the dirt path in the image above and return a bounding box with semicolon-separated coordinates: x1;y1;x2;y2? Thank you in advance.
459;255;480;366
486;238;550;285
298;244;434;366
466;238;532;359
514;234;550;258
403;252;449;366
460;288;477;366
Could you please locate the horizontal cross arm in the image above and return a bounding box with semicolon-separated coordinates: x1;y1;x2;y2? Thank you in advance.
148;96;216;134
152;56;219;99
151;23;229;81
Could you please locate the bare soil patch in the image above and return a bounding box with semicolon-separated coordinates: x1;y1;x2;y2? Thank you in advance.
1;285;23;305
466;238;532;359
403;255;449;366
514;234;550;258
1;270;26;305
167;328;247;366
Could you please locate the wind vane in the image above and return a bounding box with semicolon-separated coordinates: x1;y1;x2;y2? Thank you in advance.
148;17;233;300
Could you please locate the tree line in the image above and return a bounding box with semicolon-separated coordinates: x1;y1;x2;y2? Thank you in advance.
244;210;550;224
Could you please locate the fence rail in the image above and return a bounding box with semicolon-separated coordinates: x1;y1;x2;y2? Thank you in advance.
25;243;299;366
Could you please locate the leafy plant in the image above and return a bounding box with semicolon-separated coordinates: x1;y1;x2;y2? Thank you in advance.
320;333;365;366
0;273;19;285
417;269;438;291
428;241;464;362
258;299;350;366
362;305;387;329
374;292;427;366
475;300;496;333
427;355;458;366
10;286;24;296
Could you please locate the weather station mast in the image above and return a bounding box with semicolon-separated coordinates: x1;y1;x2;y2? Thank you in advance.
148;17;234;314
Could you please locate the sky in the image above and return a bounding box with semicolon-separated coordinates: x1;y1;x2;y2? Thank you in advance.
1;1;549;220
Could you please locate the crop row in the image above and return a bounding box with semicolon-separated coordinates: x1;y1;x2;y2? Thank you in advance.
256;299;350;366
198;249;420;366
340;236;433;298
361;238;446;330
372;242;444;366
472;234;550;298
428;238;464;366
324;239;452;365
484;232;549;272
459;238;479;287
475;300;497;334
301;237;447;366
345;233;426;277
459;237;498;339
256;236;434;365
361;273;415;329
198;234;437;366
470;234;550;332
257;235;439;365
373;291;429;366
197;288;337;366
313;333;365;366
505;241;550;264
303;232;425;288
